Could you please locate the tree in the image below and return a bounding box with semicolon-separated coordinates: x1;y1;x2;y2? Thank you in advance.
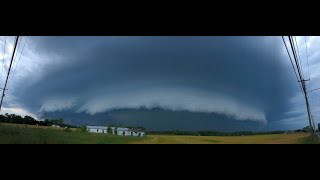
107;127;112;134
79;125;87;133
57;118;64;124
302;126;310;132
24;116;35;125
44;119;51;126
114;127;118;135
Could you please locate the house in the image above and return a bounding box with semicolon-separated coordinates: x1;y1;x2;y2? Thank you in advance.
127;128;145;137
86;126;145;137
87;126;109;133
115;127;145;137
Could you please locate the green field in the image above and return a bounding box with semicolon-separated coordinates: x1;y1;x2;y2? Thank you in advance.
0;123;317;144
0;123;143;144
135;134;315;144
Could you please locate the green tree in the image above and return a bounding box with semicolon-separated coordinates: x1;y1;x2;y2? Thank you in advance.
302;126;310;132
79;125;87;133
57;118;64;124
114;127;117;135
107;127;112;134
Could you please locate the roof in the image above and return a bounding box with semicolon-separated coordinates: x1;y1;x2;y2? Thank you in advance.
115;127;129;131
128;128;145;132
86;126;144;132
87;126;109;130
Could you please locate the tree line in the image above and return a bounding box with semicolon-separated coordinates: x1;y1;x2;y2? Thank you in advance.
0;113;76;128
146;130;287;136
147;125;320;136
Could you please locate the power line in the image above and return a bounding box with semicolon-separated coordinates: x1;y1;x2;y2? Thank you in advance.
0;36;19;111
292;36;316;132
1;36;6;87
10;36;23;73
303;37;314;120
282;36;315;132
9;36;28;87
304;36;311;80
281;36;304;94
289;36;305;89
294;36;305;80
288;36;315;133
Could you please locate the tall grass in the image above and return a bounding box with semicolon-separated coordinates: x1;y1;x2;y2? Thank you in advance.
135;134;310;144
298;134;320;144
0;123;143;144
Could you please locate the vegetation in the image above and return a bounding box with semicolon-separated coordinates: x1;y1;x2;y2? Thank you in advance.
0;113;77;128
64;127;71;132
79;125;87;133
107;127;112;133
0;123;143;144
0;122;317;144
298;134;320;144
0;113;317;144
147;130;286;136
134;134;311;144
147;125;319;136
114;127;117;135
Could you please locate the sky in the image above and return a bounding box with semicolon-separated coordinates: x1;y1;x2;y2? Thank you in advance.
0;36;319;131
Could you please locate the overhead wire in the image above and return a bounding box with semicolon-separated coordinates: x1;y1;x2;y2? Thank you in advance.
8;36;28;88
281;36;304;94
288;36;314;132
294;36;305;80
1;36;6;88
0;36;19;110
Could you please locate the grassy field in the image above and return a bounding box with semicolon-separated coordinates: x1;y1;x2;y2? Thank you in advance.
0;123;317;144
133;134;313;144
0;123;143;144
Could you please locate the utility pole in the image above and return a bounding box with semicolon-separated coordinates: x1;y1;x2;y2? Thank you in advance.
300;78;314;133
303;81;315;133
288;36;315;133
0;36;19;111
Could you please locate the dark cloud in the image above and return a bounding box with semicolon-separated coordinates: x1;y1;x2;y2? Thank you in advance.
8;36;300;130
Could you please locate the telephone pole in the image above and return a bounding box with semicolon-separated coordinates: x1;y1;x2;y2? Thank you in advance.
288;36;315;133
0;36;19;111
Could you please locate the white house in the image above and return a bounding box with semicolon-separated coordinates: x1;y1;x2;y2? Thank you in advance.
86;126;145;137
87;126;109;133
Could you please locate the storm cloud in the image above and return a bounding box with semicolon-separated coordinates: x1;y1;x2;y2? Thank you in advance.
1;36;312;130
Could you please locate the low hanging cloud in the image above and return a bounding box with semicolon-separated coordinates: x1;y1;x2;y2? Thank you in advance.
39;97;78;112
74;87;267;123
1;36;305;130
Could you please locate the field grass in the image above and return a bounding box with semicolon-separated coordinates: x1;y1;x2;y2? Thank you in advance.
1;123;317;144
298;134;320;144
0;123;143;144
132;134;313;144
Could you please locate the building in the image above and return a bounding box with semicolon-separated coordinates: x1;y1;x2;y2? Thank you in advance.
86;126;145;137
87;126;108;133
